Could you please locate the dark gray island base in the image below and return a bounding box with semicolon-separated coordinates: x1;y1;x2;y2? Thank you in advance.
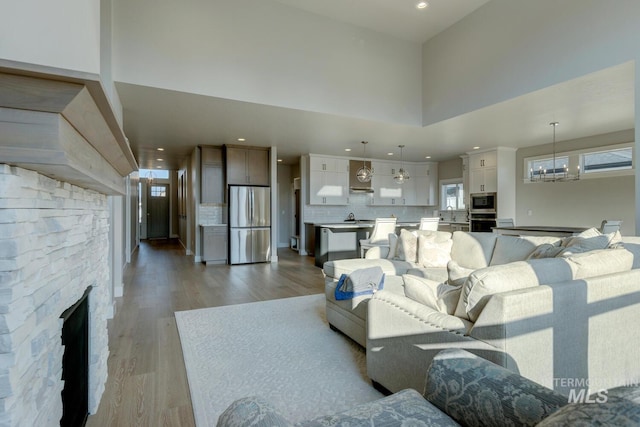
311;222;419;267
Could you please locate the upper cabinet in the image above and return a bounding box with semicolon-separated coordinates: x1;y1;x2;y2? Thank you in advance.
201;146;224;204
308;155;349;205
468;150;498;194
369;160;437;206
226;146;270;186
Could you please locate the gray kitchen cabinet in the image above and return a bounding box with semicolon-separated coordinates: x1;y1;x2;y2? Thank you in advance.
201;146;224;203
225;146;269;185
201;226;228;264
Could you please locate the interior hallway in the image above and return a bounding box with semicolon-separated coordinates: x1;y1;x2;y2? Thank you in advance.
87;240;325;426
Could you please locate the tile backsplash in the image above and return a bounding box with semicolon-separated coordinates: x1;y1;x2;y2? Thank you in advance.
303;193;437;223
199;203;226;225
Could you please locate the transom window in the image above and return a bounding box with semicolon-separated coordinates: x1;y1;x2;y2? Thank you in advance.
524;143;634;182
583;147;632;173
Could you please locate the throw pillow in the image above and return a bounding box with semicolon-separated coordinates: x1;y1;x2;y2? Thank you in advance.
446;260;474;287
418;235;453;268
396;229;419;262
386;233;399;259
403;275;461;315
527;243;566;259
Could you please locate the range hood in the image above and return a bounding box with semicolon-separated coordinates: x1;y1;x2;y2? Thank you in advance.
349;160;374;193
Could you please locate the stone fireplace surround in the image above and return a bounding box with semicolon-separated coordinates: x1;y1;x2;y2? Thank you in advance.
0;165;111;425
0;62;137;425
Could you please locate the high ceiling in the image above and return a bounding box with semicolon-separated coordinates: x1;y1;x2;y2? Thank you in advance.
118;1;635;171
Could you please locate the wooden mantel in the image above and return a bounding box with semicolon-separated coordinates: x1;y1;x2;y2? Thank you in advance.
0;60;138;195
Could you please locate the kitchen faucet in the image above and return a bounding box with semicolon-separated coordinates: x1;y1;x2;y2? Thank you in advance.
447;206;456;222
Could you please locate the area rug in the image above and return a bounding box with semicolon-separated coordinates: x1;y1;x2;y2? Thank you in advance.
175;294;383;426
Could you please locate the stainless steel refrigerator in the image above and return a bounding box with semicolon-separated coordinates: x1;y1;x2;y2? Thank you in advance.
229;185;271;264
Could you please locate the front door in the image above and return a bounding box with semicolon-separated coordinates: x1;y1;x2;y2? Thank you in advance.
147;184;169;239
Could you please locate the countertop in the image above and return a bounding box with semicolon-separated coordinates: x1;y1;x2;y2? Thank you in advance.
310;221;420;229
199;223;227;227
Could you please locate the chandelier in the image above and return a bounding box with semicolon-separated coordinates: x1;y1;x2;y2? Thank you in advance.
356;141;373;183
393;144;410;184
146;170;155;184
529;122;580;183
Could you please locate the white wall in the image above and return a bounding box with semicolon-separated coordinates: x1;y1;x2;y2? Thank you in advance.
111;0;422;125
422;0;640;126
0;0;101;73
516;130;635;235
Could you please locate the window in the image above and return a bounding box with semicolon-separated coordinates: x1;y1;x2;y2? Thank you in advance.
139;168;170;180
528;155;570;179
441;181;465;210
150;186;166;197
583;147;632;173
524;143;633;182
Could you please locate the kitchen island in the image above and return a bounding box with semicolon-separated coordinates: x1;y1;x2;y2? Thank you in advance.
492;225;589;237
310;221;420;267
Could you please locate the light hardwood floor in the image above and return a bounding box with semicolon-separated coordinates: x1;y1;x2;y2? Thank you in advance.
86;239;325;426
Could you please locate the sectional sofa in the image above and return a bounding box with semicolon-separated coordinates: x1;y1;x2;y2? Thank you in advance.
323;229;640;395
217;348;640;426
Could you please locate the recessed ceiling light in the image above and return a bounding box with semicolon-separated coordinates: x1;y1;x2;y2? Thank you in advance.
238;138;246;142
473;146;480;150
157;158;164;161
416;2;428;10
157;148;164;151
387;152;394;156
425;156;431;159
277;159;283;162
345;148;352;152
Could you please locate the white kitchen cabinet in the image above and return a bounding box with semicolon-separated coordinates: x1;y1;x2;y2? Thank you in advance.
469;166;497;193
469;151;499;193
370;161;436;206
412;163;437;206
308;155;349;205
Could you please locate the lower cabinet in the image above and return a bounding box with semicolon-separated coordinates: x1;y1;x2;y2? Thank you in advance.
201;226;228;265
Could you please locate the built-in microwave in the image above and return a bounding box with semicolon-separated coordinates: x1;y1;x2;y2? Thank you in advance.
470;192;497;213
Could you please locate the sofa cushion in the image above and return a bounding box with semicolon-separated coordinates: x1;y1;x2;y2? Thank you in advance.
446;260;475;286
455;258;576;322
490;235;563;266
323;258;416;279
418;235;453;268
450;231;498;269
566;248;634;279
527;243;566;259
302;389;459;427
406;267;449;283
403;275;461;315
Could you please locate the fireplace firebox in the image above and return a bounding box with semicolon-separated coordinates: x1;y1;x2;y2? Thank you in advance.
60;287;92;427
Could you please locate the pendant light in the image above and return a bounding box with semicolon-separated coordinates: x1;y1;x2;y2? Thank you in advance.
393;145;410;184
529;122;580;182
356;141;373;183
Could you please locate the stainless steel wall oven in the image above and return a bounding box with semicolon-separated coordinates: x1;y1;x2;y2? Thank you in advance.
469;192;497;232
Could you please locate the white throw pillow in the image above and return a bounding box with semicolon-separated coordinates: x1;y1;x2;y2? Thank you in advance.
418;235;452;268
386;233;399;259
403;274;460;315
